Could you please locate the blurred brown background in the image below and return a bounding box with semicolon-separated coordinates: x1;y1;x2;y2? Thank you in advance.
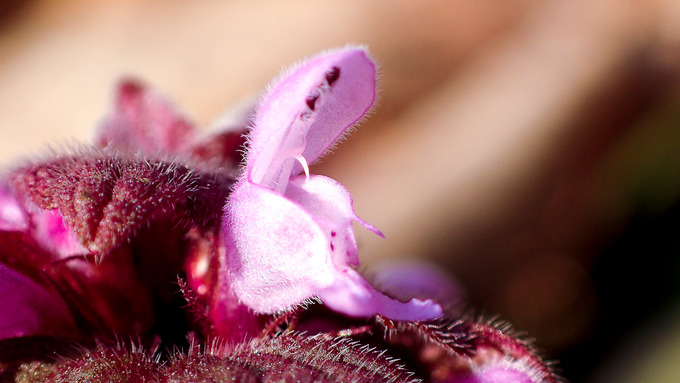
2;1;680;381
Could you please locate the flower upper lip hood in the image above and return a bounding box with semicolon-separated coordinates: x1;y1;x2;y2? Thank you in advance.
221;46;442;321
246;47;374;192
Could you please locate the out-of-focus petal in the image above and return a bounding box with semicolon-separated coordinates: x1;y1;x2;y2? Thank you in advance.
0;263;75;339
371;261;464;307
31;209;89;259
445;357;540;383
0;184;27;231
210;273;263;342
95;79;196;154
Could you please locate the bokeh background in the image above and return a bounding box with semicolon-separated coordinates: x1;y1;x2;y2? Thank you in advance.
1;1;680;381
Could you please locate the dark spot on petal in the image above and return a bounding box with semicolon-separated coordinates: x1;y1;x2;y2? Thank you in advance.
325;67;340;87
330;231;336;237
299;110;313;121
305;92;320;111
330;243;335;251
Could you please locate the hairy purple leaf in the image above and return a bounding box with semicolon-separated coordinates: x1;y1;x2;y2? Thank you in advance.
13;335;418;383
372;316;562;383
9;151;235;255
14;344;160;383
227;334;417;382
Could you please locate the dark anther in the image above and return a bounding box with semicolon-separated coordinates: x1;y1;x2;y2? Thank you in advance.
325;66;340;86
305;92;320;111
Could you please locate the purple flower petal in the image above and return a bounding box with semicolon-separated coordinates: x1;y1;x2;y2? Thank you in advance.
223;47;441;320
446;357;541;383
0;184;27;232
0;262;75;339
371;261;464;307
247;47;376;192
94;79;196;154
2;181;85;259
31;209;89;259
224;180;336;312
314;262;443;320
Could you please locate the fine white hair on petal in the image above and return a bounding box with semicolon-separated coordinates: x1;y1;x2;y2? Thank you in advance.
243;45;377;175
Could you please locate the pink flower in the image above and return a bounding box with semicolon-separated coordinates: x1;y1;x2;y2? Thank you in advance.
221;47;442;320
445;356;545;383
0;186;77;340
0;262;75;339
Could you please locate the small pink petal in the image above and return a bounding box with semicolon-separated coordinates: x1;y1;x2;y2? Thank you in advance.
0;263;75;339
474;367;535;383
371;261;464;307
95;79;196;154
0;184;27;231
446;357;542;383
317;265;442;321
210;280;262;342
247;47;376;191
31;209;89;259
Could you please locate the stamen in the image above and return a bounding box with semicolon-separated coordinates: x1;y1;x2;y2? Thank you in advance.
257;127;309;189
296;155;310;182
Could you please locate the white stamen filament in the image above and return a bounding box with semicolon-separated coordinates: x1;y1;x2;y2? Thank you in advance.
296;155;310;182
